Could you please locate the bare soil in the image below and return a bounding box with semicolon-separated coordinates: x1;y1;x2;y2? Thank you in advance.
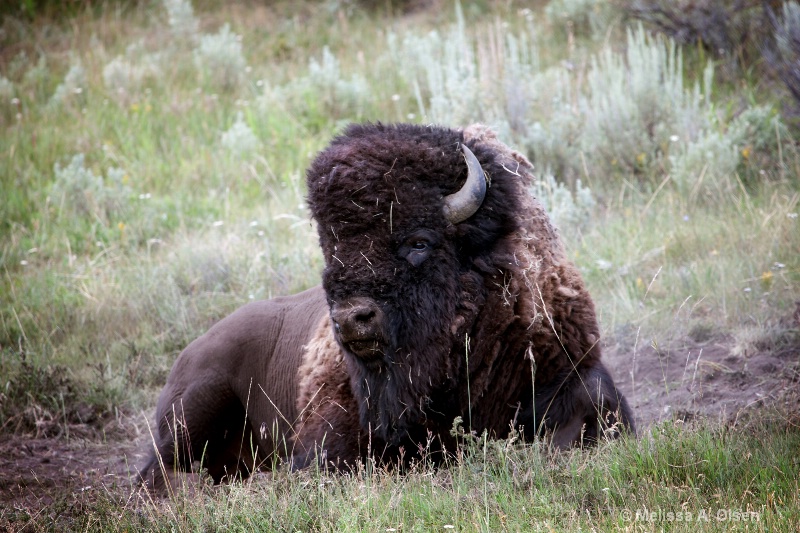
605;329;800;429
1;314;798;528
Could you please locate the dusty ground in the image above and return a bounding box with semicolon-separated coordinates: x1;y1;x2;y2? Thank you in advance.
1;314;798;528
606;328;800;428
0;417;148;527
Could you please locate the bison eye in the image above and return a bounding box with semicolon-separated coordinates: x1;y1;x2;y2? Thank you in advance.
399;230;438;267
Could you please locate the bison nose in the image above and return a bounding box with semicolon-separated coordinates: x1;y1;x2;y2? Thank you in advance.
330;298;382;343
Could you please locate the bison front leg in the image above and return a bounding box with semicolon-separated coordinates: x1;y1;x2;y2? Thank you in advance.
534;362;635;449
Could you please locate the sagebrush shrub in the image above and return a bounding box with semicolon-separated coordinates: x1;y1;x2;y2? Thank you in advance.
669;104;788;190
50;154;132;223
306;46;369;114
522;67;582;182
163;0;199;43
103;56;140;93
268;45;370;120
387;7;539;137
221;112;260;157
194;24;247;92
531;173;595;235
102;43;167;104
0;76;14;100
50;60;86;106
578;26;712;179
669;129;738;190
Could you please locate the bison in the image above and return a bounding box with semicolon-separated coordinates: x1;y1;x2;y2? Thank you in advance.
141;123;633;491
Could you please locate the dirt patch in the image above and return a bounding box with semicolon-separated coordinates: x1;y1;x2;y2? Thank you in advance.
0;417;149;528
1;322;798;527
605;330;800;429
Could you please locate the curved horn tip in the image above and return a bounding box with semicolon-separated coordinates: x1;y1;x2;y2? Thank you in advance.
442;143;488;224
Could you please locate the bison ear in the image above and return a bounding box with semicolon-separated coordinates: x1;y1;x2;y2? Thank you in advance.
442;144;488;224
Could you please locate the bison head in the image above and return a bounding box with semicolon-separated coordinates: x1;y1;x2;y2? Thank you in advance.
306;123;526;446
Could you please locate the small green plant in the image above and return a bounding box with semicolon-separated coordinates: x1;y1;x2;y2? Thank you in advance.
0;347;95;438
387;4;540;137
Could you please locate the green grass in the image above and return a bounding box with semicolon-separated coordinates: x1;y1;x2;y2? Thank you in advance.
1;0;799;530
19;415;800;531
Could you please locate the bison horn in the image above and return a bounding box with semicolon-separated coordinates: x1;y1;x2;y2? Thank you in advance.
443;144;488;224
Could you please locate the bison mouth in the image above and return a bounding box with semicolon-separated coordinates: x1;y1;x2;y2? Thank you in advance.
343;338;385;361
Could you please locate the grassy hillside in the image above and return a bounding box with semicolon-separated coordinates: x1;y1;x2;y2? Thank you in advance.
1;0;799;530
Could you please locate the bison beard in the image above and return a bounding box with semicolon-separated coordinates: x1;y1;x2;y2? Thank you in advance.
141;122;634;491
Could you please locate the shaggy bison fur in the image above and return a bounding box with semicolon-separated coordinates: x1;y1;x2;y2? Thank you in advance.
141;123;634;490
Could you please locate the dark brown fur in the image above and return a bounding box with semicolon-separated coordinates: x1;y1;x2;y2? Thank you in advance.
142;123;633;489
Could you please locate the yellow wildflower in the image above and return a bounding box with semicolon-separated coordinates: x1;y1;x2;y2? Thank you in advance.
760;271;773;290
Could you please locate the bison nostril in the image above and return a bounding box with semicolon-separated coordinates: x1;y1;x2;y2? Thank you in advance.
331;299;382;342
352;307;376;323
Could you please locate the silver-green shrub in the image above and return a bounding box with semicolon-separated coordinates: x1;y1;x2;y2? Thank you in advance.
578;26;711;179
163;0;199;43
386;7;539;137
522;66;582;181
50;154;132;223
0;76;14;101
20;55;49;103
670;104;787;189
270;45;369;119
669;129;737;190
306;46;369;114
221;112;260;158
383;12;789;197
726;105;786;157
532;173;595;236
102;43;165;104
50;60;86;106
103;56;141;93
194;24;247;92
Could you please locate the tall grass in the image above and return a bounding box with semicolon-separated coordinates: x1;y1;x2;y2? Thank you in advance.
23;415;800;531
